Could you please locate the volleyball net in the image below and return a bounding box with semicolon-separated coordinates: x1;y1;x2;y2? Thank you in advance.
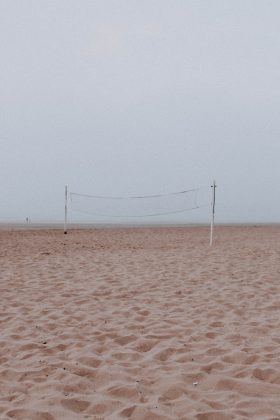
64;183;216;244
69;187;209;219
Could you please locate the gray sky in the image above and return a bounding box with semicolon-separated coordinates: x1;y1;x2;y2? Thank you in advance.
1;0;280;223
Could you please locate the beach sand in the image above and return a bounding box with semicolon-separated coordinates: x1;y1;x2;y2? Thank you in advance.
1;225;280;419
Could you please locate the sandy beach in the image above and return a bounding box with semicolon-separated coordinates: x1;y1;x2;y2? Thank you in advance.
1;225;280;419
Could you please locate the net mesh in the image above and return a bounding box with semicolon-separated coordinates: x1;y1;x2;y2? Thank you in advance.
69;187;204;218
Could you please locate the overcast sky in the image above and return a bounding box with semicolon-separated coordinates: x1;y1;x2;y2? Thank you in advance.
1;0;280;223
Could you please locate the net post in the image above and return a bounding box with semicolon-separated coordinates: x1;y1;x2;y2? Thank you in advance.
210;180;216;246
64;185;68;234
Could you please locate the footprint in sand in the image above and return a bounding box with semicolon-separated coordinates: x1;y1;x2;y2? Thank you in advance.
60;398;90;413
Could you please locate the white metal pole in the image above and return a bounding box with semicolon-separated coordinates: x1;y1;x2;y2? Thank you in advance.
210;180;216;246
64;185;68;234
